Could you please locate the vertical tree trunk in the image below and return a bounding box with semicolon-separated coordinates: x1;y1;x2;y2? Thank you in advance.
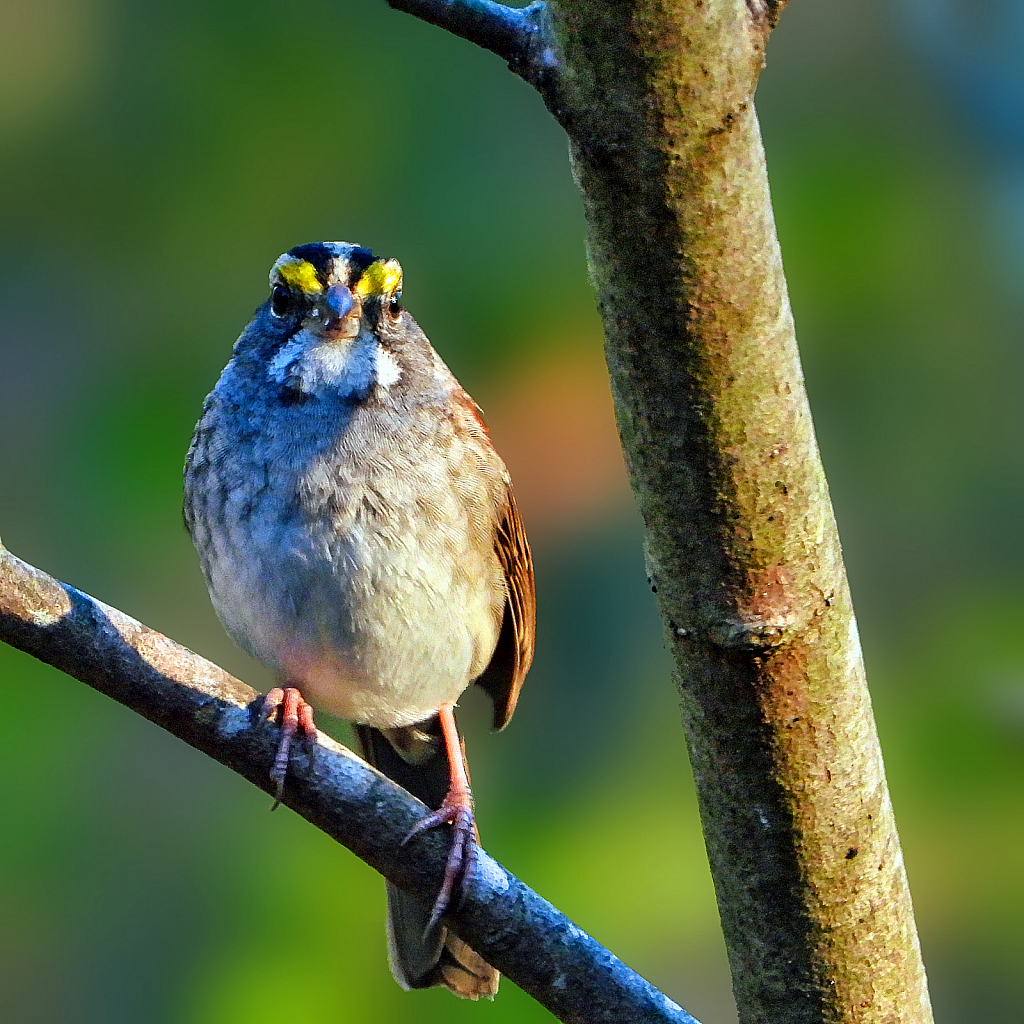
536;1;933;1021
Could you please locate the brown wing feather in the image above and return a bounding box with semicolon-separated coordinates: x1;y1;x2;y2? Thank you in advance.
473;486;536;731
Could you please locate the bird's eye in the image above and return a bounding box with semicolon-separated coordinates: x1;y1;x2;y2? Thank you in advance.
388;291;402;318
270;284;291;318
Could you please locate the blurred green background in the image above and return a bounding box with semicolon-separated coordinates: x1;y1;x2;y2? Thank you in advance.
1;1;1022;1021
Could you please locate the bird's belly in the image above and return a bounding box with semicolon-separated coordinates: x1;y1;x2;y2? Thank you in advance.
277;639;472;728
205;518;504;729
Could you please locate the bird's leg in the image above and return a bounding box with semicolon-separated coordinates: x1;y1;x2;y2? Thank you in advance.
403;702;477;932
261;686;318;808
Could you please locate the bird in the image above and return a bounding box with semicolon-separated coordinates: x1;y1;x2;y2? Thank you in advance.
182;241;536;999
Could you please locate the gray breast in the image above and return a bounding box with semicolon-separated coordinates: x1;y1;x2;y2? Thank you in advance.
185;371;506;727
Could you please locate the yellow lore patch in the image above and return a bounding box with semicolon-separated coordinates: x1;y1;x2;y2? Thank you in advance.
275;258;322;295
354;258;403;297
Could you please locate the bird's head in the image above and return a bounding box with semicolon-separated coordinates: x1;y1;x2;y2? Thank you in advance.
256;241;407;397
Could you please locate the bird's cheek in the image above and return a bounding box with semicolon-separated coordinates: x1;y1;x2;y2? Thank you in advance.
267;331;313;385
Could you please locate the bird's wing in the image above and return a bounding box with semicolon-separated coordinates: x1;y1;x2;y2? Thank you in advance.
474;485;536;730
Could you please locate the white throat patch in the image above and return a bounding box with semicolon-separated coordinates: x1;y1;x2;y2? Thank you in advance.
268;328;402;396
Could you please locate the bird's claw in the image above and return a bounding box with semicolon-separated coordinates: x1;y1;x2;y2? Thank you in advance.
403;790;477;934
260;686;317;808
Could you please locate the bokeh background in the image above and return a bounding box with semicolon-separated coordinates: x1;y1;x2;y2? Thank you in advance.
2;1;1022;1021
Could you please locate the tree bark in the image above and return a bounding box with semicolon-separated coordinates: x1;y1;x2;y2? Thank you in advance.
384;1;933;1022
548;4;930;1021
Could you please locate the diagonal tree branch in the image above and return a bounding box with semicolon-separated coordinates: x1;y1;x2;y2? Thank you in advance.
0;539;699;1024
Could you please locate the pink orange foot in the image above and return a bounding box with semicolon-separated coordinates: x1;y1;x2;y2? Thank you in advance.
261;686;317;807
401;703;479;932
403;784;477;934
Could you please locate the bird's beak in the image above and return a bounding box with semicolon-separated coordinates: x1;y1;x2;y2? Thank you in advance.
320;283;357;338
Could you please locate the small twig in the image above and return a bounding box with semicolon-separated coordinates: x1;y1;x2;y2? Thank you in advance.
385;0;558;91
0;539;699;1024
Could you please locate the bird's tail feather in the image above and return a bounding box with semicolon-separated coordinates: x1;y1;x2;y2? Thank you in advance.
354;721;499;1000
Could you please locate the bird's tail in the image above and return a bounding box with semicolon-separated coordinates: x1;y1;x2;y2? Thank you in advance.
354;721;499;999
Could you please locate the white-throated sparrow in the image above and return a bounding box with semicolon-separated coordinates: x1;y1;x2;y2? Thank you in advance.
183;241;536;999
